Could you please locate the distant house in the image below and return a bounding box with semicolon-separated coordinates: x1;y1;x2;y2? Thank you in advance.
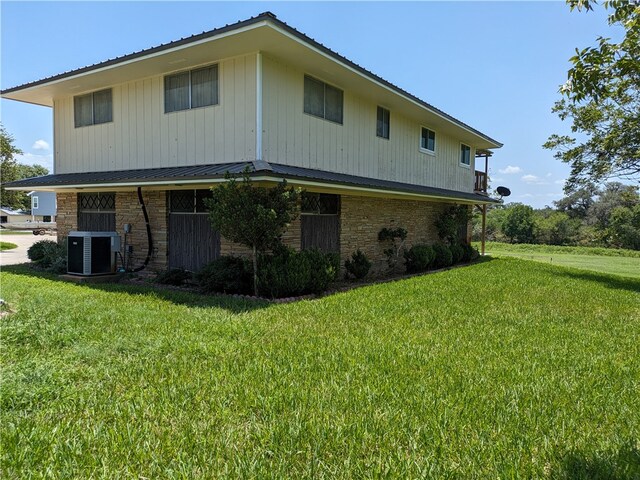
28;191;57;222
2;12;500;272
0;207;31;226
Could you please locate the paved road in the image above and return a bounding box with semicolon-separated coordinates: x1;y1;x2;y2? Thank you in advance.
1;232;57;267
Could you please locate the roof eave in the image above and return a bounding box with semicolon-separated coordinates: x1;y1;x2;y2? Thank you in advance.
6;173;500;205
1;12;502;148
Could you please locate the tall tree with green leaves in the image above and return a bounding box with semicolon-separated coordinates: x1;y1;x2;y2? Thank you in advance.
204;170;300;296
1;125;49;211
502;203;536;244
1;125;24;210
544;0;639;192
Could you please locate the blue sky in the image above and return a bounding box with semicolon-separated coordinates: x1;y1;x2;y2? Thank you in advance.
1;1;616;208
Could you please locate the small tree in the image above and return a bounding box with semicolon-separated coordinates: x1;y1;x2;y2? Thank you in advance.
435;205;471;245
378;227;408;272
204;170;300;296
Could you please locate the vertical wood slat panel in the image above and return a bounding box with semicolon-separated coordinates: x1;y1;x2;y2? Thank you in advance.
168;214;220;271
301;215;340;253
55;54;256;174
78;212;116;232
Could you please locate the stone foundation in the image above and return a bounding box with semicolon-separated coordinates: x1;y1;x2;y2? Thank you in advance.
57;190;168;272
340;195;449;273
114;191;168;271
57;189;461;274
56;193;78;240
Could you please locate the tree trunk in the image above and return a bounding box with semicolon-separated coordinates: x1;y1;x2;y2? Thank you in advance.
252;245;258;297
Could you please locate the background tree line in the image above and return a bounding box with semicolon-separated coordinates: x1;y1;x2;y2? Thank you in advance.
0;125;49;212
473;182;640;250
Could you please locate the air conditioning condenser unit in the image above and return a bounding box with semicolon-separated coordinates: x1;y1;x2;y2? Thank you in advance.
67;231;120;276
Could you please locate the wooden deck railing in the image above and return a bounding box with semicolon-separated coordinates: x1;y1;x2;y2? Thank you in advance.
474;170;487;193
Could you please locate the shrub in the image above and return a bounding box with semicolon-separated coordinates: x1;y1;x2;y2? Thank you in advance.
344;250;372;280
196;256;252;295
460;243;480;262
258;247;338;298
432;244;453;269
449;244;465;264
28;240;66;270
48;256;68;274
435;205;471;244
404;244;434;273
156;268;192;286
301;249;339;294
27;240;59;263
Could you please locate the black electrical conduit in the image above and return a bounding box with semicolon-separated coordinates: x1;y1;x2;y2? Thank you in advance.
131;186;153;272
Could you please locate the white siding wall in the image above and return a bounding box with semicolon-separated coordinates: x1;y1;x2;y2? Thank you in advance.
54;54;257;174
262;56;475;192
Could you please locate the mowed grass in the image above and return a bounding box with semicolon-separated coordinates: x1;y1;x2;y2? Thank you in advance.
1;259;639;478
0;230;33;236
0;241;18;251
482;242;640;279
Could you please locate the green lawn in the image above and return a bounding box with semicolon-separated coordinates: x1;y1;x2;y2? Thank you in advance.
0;230;34;236
1;259;639;478
0;241;18;251
481;242;640;279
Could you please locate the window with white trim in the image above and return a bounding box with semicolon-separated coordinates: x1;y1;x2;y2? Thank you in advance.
303;75;343;124
460;144;471;166
32;196;39;210
74;89;113;127
165;64;219;113
376;106;390;139
420;127;436;153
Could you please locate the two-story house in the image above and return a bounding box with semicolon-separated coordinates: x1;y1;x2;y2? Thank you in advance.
3;12;501;272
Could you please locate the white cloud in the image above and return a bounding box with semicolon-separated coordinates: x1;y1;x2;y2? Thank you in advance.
521;174;541;183
15;153;54;171
499;165;522;174
32;139;50;151
554;179;565;185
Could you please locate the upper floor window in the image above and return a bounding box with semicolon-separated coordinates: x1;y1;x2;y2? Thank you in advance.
376;106;390;139
32;196;39;209
304;75;343;124
460;144;471;166
165;64;219;113
74;89;112;127
420;127;436;153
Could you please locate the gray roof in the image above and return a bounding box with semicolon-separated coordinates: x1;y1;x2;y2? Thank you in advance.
1;12;501;148
6;161;498;204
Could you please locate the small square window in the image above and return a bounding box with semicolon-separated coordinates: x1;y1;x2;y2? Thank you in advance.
377;106;390;139
165;65;219;113
74;89;112;127
420;127;436;152
460;144;471;166
303;75;343;124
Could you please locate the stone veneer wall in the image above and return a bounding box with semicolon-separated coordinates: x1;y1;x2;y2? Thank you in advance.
115;191;168;271
56;190;168;272
56;192;78;240
57;190;455;274
340;195;449;273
